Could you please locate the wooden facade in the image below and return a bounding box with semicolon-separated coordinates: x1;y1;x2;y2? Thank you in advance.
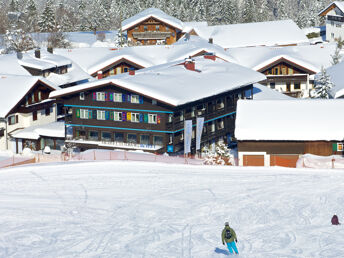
126;17;182;45
238;141;343;167
57;83;253;154
91;58;144;78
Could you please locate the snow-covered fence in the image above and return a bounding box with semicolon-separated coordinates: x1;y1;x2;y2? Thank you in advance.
0;156;35;168
296;154;344;169
34;150;204;165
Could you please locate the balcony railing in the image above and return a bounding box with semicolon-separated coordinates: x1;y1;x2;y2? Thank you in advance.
132;31;172;40
328;15;344;22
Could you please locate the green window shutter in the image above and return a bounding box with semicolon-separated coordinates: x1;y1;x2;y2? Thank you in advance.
76;109;80;118
333;143;337;151
144;114;148;123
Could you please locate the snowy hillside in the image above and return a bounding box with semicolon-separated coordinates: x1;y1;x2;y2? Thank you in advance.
0;161;343;257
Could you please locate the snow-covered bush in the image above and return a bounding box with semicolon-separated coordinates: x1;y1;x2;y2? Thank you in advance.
202;142;234;165
3;29;35;53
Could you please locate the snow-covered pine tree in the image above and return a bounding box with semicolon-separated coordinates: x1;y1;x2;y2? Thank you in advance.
312;67;334;99
242;0;257;23
38;0;56;32
202;142;234;165
4;28;35;53
9;0;19;12
47;31;71;48
24;0;38;32
331;46;342;65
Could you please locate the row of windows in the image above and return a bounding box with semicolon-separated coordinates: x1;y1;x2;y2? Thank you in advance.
80;92;144;104
266;67;294;76
269;82;301;91
76;130;164;146
76;109;160;124
8;107;52;125
135;25;170;32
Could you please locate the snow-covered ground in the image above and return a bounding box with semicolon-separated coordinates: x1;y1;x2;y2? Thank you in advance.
0;161;343;257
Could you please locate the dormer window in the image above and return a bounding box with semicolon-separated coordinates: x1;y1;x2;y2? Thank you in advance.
80;92;85;100
38;91;42;101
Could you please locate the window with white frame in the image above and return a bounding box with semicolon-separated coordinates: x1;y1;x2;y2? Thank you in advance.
96;92;105;101
114;111;122;121
80;109;89;119
38;91;42;101
97;110;105;120
131;113;140;122
210;121;215;132
80;92;85;100
148;114;157;124
114;93;122;102
168;114;173;123
131;95;139;104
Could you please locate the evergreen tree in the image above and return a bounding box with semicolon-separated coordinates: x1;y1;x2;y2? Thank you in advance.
9;0;19;12
38;0;56;32
242;0;257;23
24;0;38;32
331;46;342;65
312;67;334;99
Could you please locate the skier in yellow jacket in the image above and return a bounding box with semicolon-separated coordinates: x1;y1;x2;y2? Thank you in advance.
222;222;239;254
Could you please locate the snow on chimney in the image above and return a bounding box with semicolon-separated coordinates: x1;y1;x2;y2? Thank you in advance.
204;52;216;61
184;57;195;71
97;71;103;79
129;67;135;75
35;49;40;59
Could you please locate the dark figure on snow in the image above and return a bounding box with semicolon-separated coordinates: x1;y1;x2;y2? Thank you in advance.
331;214;340;225
222;222;239;255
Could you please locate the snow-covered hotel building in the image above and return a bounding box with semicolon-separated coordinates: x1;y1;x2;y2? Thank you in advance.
319;1;344;42
50;55;265;154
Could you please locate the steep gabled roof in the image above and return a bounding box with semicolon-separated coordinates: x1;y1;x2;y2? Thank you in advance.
50;56;265;107
0;75;58;118
319;1;344;16
121;8;183;31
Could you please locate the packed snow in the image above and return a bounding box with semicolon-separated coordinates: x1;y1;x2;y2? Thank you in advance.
0;161;343;257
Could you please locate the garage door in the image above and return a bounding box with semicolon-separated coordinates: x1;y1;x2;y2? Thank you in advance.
243;155;264;166
270;155;299;168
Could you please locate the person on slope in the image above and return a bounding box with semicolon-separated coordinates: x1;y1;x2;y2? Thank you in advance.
222;222;239;255
331;214;340;225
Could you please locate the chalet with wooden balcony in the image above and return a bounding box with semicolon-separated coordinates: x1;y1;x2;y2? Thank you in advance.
235;99;344;168
121;8;184;45
50;56;265;154
319;1;344;42
228;44;336;98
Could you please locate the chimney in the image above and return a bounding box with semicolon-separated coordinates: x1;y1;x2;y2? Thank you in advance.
204;52;216;61
208;38;213;44
129;67;135;75
16;52;23;60
97;70;103;79
34;49;40;59
47;47;53;54
184;57;195;71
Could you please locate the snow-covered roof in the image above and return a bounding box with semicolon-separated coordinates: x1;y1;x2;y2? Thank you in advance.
324;60;344;98
182;21;208;33
190;20;309;49
319;1;344;16
11;121;65;140
50;56;266;106
235;99;344;141
0;51;92;87
0;75;57;118
252;83;292;100
227;44;337;73
54;39;236;75
121;8;184;31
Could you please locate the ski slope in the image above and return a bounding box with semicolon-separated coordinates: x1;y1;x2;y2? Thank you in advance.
0;161;343;257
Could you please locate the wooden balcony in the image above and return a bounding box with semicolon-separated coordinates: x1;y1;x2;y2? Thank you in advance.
132;31;172;40
328;15;344;22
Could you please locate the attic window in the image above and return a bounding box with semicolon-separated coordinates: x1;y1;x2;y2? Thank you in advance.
144;25;148;31
152;99;157;105
135;26;139;31
80;92;85;100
